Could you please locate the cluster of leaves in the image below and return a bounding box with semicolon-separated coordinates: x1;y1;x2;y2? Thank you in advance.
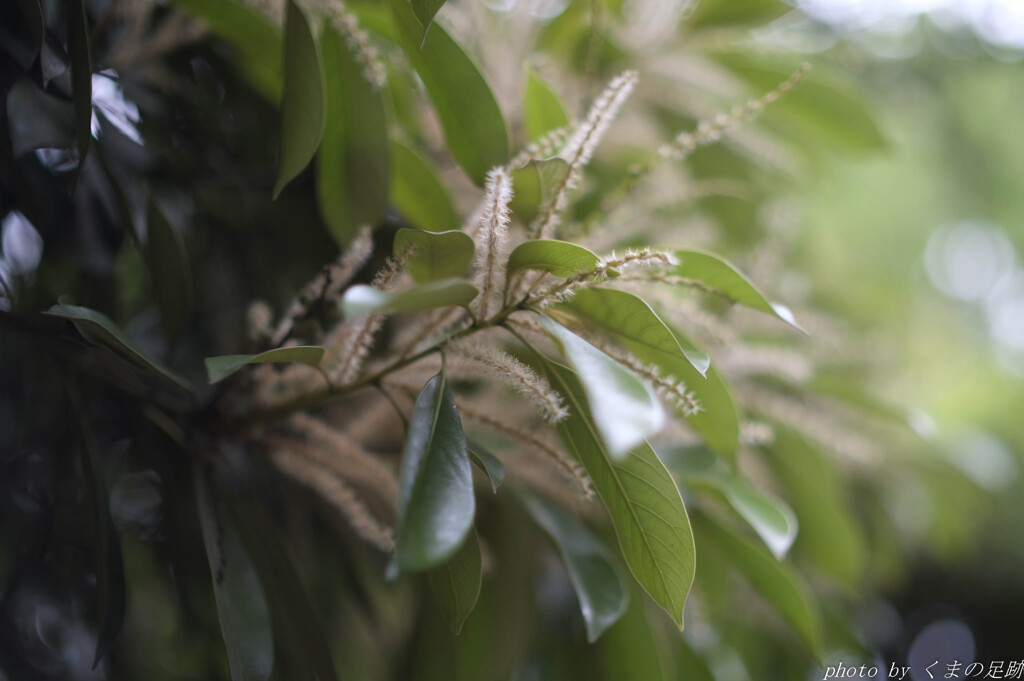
0;1;984;680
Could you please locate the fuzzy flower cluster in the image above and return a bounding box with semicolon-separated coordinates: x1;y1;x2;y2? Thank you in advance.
473;167;514;320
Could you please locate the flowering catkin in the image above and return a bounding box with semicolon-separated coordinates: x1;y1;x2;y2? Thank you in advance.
530;247;678;305
473;167;514;320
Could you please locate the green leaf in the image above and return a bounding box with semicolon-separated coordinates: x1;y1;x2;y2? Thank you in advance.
146;192;192;339
76;412;125;668
341;279;478;318
553;287;711;376
660;446;798;559
674;249;800;329
204;346;326;384
519;488;628;642
428;528;482;635
523;67;571;142
693;513;823;660
274;0;326;198
47;303;192;391
539;316;663;458
601;595;673;681
394;229;475;284
686;0;792;27
412;0;447;41
67;0;92;167
171;0;283;99
389;140;460;231
509;158;571;223
194;470;273;681
317;23;390;245
467;439;506;493
540;359;695;629
395;371;475;571
506;240;599;279
669;326;740;457
387;0;509;186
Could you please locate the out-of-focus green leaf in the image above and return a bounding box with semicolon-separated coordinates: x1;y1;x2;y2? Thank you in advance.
660;446;798;559
341;279;478;318
194;470;273;681
674;249;801;329
506;239;598;279
390;140;460;231
67;0;92;167
273;0;326;198
509;158;571;223
47;303;191;391
428;528;482;635
670;326;740;457
716;53;887;152
519;488;628;642
686;0;792;28
5;78;75;156
171;0;283;99
395;371;475;571
693;513;824;660
467;440;506;493
146;193;192;339
204;346;326;384
553;287;711;376
387;0;509;186
523;67;570;142
539;316;664;458
76;411;125;668
317;24;390;245
412;0;447;41
675;636;716;681
540;359;695;629
600;596;672;681
394;229;475;283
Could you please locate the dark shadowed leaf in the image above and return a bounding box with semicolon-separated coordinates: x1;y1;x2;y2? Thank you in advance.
5;78;75;156
194;469;273;681
146;192;193;339
539;316;663;458
506;240;599;279
467;439;506;493
387;0;508;186
395;371;475;571
428;528;482;635
341;279;478;318
317;23;390;245
16;0;44;58
519;488;628;642
389;140;460;231
540;359;695;629
274;0;326;198
394;229;475;283
67;0;92;167
204;346;326;384
523;67;570;142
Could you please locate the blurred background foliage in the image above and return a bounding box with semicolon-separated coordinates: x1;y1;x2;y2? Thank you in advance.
1;0;1023;680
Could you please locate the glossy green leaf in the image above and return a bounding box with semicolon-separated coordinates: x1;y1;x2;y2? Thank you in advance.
195;470;273;681
76;413;125;668
317;23;390;245
523;67;570;142
5;78;75;157
341;279;478;318
171;0;282;99
47;303;191;391
389;140;460;231
146;192;192;339
467;439;506;493
274;0;326;198
412;0;447;41
519;488;628;642
387;0;509;186
428;528;482;635
506;240;599;279
660;446;798;558
674;249;800;329
509;158;571;223
540;359;695;628
669;326;740;457
553;287;711;376
693;513;823;659
395;371;475;571
539;316;664;458
686;0;792;27
67;0;92;167
394;229;475;284
204;346;326;384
